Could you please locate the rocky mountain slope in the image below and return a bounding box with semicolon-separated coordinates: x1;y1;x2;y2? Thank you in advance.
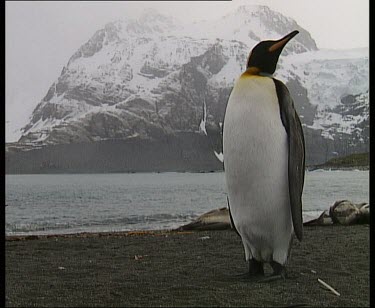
6;5;369;173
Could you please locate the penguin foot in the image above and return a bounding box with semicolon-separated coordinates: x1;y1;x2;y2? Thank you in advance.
248;258;264;277
230;271;263;281
258;261;286;283
229;259;264;280
270;261;286;277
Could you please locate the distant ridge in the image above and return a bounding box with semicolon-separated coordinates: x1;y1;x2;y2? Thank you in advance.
308;152;369;171
6;5;369;172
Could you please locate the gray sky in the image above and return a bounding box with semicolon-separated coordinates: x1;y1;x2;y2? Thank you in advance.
5;0;369;142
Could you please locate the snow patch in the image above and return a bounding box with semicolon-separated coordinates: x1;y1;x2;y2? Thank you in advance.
199;99;208;136
214;151;224;163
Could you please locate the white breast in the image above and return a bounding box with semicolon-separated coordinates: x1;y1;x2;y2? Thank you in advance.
223;76;293;264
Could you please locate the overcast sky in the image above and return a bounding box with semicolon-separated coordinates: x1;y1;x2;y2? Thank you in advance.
5;0;369;142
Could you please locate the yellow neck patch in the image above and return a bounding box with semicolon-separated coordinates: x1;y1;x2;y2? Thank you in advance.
241;67;260;78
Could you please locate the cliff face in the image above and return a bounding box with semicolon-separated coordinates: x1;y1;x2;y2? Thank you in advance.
7;5;369;173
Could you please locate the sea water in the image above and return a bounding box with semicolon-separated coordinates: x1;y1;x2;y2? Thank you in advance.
5;170;369;236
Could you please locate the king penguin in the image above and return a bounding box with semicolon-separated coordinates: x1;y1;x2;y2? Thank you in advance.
223;30;305;281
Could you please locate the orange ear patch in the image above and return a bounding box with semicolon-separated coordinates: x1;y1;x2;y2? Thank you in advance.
241;67;260;77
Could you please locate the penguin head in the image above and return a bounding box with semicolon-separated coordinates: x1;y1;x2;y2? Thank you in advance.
246;30;299;75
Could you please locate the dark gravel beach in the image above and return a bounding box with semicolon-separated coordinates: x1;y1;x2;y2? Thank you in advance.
6;225;369;307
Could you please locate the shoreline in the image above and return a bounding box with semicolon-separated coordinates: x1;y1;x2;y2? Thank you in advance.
4;220;365;242
4;225;360;243
2;218;344;242
5;206;367;241
306;166;369;171
5;229;184;242
5;165;369;175
6;225;369;307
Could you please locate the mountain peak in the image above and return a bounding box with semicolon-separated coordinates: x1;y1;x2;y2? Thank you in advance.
138;8;173;23
16;5;368;165
235;4;270;14
121;9;178;36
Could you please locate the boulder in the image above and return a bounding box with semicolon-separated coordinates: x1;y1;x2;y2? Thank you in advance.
356;203;370;224
303;210;333;226
329;200;369;225
176;199;370;231
176;207;231;231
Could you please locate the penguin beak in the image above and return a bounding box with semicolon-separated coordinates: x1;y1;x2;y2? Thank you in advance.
268;30;299;52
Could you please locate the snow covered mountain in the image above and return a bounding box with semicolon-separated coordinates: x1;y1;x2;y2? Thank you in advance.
10;5;369;169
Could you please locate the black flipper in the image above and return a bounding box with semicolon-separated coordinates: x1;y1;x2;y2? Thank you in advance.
273;78;305;242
